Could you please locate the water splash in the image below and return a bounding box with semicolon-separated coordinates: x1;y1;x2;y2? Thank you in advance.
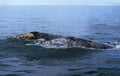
26;38;82;49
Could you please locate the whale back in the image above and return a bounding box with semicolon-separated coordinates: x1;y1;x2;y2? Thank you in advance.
12;31;114;49
66;37;114;49
30;31;62;40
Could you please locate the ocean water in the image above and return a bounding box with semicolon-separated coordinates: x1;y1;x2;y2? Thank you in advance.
0;5;120;76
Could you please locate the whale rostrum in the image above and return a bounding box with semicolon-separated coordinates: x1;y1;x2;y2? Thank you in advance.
12;31;115;49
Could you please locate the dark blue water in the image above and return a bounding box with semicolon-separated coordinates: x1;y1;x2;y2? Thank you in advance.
0;5;120;76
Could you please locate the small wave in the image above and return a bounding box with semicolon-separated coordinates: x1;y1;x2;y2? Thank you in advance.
104;42;120;49
0;36;8;40
116;44;120;48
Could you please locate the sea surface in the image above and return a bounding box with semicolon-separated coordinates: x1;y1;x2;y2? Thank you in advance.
0;5;120;76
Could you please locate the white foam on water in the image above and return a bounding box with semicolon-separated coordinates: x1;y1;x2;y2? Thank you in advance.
26;38;71;49
115;44;120;49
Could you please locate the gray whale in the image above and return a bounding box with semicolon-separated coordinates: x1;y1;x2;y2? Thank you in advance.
12;31;114;49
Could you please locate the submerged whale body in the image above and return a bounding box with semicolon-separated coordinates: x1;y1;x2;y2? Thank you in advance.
12;31;114;49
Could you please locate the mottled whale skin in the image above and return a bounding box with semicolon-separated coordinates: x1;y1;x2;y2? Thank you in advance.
12;31;114;49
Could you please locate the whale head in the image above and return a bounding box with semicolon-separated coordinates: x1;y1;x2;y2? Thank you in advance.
13;31;62;40
13;31;40;39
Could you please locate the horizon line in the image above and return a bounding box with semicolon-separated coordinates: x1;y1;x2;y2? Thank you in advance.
0;4;119;6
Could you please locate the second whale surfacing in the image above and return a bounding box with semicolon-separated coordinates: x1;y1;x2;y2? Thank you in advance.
12;31;114;49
